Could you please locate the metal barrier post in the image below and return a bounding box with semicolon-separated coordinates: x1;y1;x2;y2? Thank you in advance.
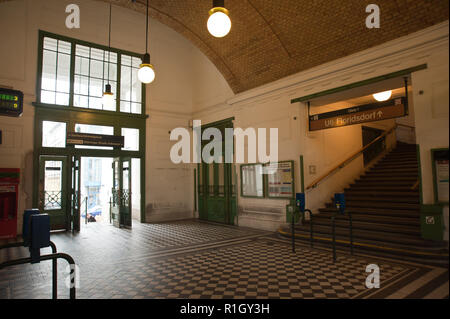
304;209;313;248
332;215;337;262
0;241;59;299
49;241;57;299
349;211;354;255
85;196;88;224
0;252;76;299
291;210;296;253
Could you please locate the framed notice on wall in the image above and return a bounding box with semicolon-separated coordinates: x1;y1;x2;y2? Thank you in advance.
240;164;264;198
266;161;295;199
432;148;449;204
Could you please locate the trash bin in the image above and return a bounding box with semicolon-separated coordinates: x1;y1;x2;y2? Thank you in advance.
420;204;445;241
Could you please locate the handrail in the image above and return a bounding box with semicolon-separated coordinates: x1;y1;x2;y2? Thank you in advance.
411;180;420;190
306;124;397;190
396;123;415;130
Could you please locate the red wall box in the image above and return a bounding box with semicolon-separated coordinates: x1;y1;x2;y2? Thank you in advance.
0;168;20;239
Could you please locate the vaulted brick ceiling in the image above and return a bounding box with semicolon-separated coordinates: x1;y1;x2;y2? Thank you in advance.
4;0;450;93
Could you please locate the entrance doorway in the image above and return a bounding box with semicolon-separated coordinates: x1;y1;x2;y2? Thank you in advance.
38;155;141;231
80;157;113;228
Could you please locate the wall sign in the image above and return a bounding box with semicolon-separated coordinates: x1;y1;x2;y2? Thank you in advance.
309;97;406;131
432;149;449;204
266;161;295;199
67;132;124;148
0;88;23;117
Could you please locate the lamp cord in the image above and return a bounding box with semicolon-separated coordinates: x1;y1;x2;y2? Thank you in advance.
107;2;112;86
145;0;149;54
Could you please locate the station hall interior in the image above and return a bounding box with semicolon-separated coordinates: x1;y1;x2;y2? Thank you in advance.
0;0;449;300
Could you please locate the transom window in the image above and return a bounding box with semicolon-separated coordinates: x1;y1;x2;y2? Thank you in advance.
38;32;144;114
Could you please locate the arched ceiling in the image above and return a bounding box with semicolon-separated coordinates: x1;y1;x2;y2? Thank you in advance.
2;0;449;93
107;0;448;93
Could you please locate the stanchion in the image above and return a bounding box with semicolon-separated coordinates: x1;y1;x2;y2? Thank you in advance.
332;215;337;263
109;196;112;224
304;209;313;248
349;211;353;255
291;209;296;253
85;197;88;224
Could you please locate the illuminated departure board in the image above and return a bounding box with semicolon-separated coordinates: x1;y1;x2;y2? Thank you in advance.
0;88;23;117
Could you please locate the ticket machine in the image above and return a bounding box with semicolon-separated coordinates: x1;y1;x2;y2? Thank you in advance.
0;168;20;239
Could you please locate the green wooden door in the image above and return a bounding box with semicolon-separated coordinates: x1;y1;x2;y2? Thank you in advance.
197;120;236;224
38;155;68;230
111;157;132;228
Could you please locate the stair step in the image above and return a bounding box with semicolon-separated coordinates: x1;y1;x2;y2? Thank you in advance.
373;164;418;169
292;224;432;247
347;185;417;191
307;218;421;236
360;174;418;179
314;211;420;226
358;176;418;181
381;157;418;162
319;207;419;218
343;195;419;204
326;201;420;210
352;181;416;187
379;158;417;162
344;190;419;197
368;167;418;173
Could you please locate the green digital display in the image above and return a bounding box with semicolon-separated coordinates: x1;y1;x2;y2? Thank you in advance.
0;94;19;101
0;88;23;117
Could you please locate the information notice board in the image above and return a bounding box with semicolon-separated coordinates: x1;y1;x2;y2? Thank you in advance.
240;164;264;198
266;161;294;199
432;149;449;204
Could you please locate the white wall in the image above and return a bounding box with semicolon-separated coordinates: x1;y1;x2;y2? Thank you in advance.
0;0;216;231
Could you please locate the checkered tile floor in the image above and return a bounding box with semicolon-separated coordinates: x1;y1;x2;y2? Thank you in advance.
0;220;448;299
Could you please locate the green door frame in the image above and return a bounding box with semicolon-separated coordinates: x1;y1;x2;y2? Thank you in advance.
33;30;148;230
197;118;236;225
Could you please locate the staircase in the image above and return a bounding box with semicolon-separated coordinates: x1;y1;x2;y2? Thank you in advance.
279;142;449;265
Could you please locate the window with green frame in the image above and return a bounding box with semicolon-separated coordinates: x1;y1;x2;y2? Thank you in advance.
38;31;144;114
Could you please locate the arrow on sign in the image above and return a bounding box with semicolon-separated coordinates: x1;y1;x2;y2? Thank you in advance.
377;111;383;118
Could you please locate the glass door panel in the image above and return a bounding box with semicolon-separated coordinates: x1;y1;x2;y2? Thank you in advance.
39;156;68;230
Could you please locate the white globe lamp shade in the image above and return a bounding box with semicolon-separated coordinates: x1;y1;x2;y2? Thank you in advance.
138;64;155;84
373;90;392;102
102;93;114;109
102;84;115;109
207;7;231;38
